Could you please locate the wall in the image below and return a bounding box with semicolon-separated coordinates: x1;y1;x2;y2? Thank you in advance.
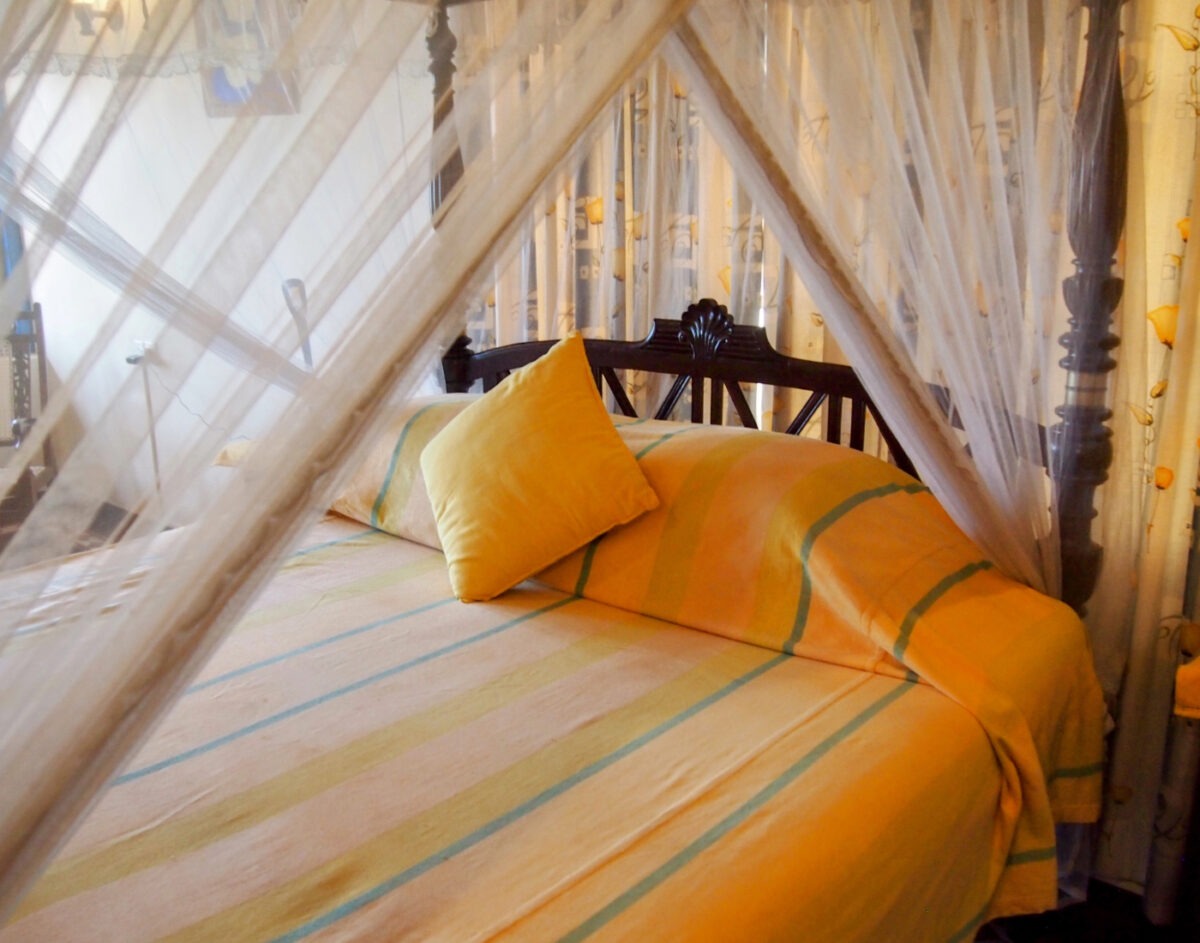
5;5;436;524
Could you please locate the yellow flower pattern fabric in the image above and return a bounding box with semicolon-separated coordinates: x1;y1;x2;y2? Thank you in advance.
1148;304;1179;348
1177;655;1200;718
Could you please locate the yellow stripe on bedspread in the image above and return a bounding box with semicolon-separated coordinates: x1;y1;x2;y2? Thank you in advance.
3;515;1008;943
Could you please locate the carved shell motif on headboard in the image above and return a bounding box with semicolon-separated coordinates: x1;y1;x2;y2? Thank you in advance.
678;299;735;361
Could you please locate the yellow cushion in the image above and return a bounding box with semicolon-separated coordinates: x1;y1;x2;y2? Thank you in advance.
421;333;659;601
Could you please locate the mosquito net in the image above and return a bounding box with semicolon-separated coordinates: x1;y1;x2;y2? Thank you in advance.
0;0;1121;917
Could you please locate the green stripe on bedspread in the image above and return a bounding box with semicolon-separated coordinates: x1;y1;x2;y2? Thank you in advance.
186;596;456;693
944;902;991;943
113;597;578;784
556;678;914;942
785;481;928;654
369;403;440;530
1048;762;1104;781
290;527;380;558
891;560;994;660
19;610;646;917
265;651;791;943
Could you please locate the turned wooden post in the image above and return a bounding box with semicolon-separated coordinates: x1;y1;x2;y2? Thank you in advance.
1048;0;1127;614
441;334;474;392
427;0;464;217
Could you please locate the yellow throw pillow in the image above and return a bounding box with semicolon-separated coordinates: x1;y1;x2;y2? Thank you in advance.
421;332;659;601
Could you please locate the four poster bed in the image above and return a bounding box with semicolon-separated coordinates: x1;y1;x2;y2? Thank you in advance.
0;302;1106;942
0;0;1143;941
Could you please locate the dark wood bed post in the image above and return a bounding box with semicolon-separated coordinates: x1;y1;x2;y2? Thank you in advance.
426;0;465;216
1049;0;1127;615
441;334;474;393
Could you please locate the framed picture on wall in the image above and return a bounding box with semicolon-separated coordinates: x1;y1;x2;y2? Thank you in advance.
196;0;300;117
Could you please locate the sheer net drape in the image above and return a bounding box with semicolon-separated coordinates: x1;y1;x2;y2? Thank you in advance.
1090;0;1200;914
0;0;1184;922
664;0;1081;593
0;0;693;913
459;50;834;436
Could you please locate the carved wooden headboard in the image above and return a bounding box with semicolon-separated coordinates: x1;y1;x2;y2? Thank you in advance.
441;298;915;477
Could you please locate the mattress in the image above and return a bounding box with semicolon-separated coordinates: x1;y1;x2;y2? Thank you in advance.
4;513;1016;943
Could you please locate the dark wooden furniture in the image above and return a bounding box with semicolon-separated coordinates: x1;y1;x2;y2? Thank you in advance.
388;0;476;217
0;302;54;550
1;303;50;453
1047;0;1127;616
441;297;916;477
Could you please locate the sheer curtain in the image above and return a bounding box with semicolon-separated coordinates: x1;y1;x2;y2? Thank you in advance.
0;0;693;914
665;0;1080;593
452;32;832;433
1090;0;1200;917
0;0;1187;923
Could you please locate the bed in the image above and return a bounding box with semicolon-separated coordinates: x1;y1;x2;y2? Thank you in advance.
0;302;1106;943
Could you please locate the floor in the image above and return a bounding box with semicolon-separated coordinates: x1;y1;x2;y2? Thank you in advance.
975;882;1196;943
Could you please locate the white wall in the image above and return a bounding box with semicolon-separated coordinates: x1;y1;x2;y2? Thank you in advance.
7;7;437;523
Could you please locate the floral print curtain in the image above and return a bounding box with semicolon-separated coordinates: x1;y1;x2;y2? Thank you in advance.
1089;1;1200;919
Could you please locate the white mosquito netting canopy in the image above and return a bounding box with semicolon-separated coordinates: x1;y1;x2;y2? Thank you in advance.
0;0;1151;920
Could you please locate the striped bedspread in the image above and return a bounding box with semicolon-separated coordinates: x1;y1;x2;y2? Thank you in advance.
2;514;1081;942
